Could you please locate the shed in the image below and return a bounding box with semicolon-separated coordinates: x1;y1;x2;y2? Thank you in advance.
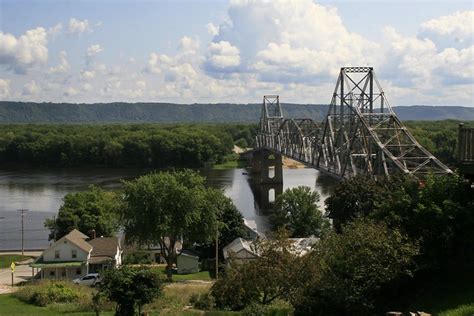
177;250;199;274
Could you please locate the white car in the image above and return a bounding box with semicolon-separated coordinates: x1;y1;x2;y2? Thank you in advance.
73;273;101;286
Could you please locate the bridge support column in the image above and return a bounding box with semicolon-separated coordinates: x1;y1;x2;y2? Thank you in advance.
250;149;283;184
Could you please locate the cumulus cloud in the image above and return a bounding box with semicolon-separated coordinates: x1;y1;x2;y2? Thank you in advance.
421;11;473;38
23;80;40;95
205;41;241;72
48;23;63;38
205;0;379;81
67;18;93;35
49;50;70;73
0;27;48;74
86;44;104;57
0;79;11;99
206;23;219;36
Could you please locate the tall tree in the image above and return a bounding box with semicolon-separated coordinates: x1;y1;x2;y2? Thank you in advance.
121;170;219;280
272;186;330;238
44;186;121;240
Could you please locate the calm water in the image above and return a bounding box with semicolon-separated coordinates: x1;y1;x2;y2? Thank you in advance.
0;167;337;251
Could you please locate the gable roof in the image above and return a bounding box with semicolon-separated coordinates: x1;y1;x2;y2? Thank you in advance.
89;237;120;259
48;230;93;254
67;229;89;240
223;237;258;259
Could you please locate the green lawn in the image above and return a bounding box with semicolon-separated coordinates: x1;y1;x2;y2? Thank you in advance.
0;255;32;269
151;265;212;281
0;294;113;316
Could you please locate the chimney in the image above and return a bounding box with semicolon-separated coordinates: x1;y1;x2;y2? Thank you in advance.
91;229;96;239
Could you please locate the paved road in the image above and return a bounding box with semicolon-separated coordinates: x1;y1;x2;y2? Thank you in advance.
0;264;36;287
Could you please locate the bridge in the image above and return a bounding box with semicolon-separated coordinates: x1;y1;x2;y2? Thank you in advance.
252;67;452;182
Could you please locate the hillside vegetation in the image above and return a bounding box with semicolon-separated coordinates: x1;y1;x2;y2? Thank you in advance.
1;101;473;123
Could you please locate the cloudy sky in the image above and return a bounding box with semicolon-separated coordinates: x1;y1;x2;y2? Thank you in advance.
0;0;473;106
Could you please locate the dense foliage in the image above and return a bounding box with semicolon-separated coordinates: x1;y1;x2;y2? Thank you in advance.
0;124;256;168
294;219;419;315
272;186;330;237
327;174;474;269
14;281;86;307
99;266;164;316
211;233;304;310
44;186;121;240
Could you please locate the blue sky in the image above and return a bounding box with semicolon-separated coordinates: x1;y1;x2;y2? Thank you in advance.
0;0;473;105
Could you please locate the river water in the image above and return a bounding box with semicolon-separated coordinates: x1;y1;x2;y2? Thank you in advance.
0;167;338;251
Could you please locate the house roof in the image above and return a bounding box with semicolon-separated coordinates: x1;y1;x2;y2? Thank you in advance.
67;229;89;240
48;230;93;254
89;237;120;259
223;237;259;259
89;255;114;264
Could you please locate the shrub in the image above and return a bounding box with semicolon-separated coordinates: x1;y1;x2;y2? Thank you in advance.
190;292;215;310
14;281;88;307
123;250;153;264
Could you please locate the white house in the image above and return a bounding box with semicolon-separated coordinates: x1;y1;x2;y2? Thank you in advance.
30;229;122;280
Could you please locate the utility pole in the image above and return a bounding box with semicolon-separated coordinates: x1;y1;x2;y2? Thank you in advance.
215;229;219;280
17;209;28;256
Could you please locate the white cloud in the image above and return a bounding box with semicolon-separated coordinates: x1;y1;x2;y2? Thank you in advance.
81;70;96;79
0;79;11;99
67;18;93;35
64;87;78;96
421;11;474;38
206;22;219;36
48;23;63;38
179;36;200;53
206;41;241;71
86;44;104;57
49;50;70;73
0;27;48;74
23;80;39;95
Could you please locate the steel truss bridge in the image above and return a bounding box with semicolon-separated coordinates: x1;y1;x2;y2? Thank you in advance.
256;67;452;180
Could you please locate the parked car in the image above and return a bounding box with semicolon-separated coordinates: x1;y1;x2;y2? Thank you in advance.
73;273;101;286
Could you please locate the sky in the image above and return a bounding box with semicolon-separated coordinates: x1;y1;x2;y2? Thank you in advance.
0;0;473;106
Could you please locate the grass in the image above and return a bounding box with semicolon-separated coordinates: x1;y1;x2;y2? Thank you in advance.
213;154;247;169
0;255;32;268
407;266;474;316
151;265;212;281
0;294;113;316
0;283;234;316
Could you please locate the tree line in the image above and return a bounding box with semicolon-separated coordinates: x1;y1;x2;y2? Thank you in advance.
0;124;257;168
0;120;469;169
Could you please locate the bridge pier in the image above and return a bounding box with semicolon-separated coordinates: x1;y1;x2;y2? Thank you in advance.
249;149;283;184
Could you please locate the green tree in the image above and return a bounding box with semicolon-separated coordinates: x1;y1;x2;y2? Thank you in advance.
294;219;419;315
121;170;219;280
325;176;397;232
272;186;330;238
44;186;121;240
99;266;163;316
211;231;305;311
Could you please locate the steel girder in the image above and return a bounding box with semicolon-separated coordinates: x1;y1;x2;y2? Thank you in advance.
256;67;453;180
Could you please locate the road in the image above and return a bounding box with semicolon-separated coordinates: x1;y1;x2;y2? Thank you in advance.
0;251;41;293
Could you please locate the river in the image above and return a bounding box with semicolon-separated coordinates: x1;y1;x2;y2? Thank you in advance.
0;167;338;251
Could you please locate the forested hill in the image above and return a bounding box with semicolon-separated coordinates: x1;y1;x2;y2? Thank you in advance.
0;102;473;123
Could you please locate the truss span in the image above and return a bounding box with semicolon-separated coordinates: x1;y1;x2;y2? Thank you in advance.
256;68;452;180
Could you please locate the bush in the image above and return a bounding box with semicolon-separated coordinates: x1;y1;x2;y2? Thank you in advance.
124;250;153;264
190;292;215;310
14;281;89;307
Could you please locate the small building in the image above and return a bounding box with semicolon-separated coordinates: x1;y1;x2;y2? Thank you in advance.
223;237;259;264
30;229;92;280
30;229;122;280
177;250;199;274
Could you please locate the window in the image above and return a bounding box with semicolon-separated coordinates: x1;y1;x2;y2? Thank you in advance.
55;250;60;259
61;270;66;277
71;249;77;259
49;271;55;277
76;268;81;275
